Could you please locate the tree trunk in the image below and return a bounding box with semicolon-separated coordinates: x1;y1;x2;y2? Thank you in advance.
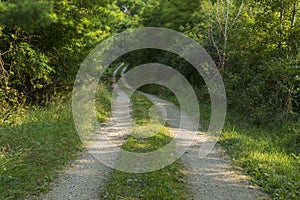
291;1;298;26
280;0;284;28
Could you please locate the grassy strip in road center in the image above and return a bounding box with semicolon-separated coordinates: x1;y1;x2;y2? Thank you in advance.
99;93;189;200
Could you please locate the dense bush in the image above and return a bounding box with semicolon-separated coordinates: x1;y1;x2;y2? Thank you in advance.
0;0;138;107
225;59;299;125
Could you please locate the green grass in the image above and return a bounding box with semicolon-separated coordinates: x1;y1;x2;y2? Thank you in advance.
0;84;111;199
0;96;80;199
99;93;189;200
220;121;300;199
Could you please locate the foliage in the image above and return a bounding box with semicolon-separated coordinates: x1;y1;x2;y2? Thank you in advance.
225;59;300;125
141;0;300;123
0;0;56;32
154;0;200;30
0;0;139;107
189;0;300;122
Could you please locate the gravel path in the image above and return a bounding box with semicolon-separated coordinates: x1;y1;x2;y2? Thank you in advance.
37;150;109;200
36;64;268;199
183;144;268;200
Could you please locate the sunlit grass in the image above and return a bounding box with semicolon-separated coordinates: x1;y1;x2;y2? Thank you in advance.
220;123;300;199
0;96;80;199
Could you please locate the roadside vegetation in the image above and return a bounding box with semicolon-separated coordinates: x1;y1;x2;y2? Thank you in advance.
220;119;300;199
0;96;80;199
0;85;111;199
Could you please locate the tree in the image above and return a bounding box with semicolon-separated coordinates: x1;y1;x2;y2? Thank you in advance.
0;0;140;106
